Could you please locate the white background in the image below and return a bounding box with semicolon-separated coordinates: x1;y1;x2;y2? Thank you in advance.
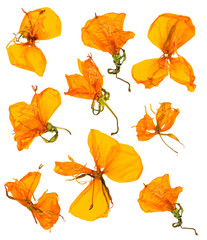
0;0;206;239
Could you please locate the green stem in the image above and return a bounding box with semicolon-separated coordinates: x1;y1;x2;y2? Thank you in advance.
159;134;178;154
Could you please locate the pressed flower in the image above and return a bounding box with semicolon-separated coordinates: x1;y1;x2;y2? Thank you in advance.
6;7;61;76
9;86;71;151
65;54;119;135
5;165;63;230
54;129;143;221
134;102;182;154
132;13;196;91
82;13;135;91
138;174;198;235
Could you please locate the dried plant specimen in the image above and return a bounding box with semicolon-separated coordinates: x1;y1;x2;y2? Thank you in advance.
82;13;135;91
65;54;119;135
132;13;195;91
138;174;198;235
6;8;61;76
5;165;63;230
9;86;71;150
54;129;143;221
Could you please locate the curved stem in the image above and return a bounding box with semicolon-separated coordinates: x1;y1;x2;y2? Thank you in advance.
116;72;131;92
102;100;119;135
55;126;71;135
180;226;198;235
159;134;178;154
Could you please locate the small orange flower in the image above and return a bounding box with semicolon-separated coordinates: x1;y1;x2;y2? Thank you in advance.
9;86;71;151
5;165;62;230
138;174;198;235
132;13;196;91
134;102;182;153
65;54;119;135
54;129;143;221
82;13;135;91
6;8;61;76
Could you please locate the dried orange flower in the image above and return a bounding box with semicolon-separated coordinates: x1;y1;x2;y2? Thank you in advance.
9;86;71;151
138;174;198;235
132;13;196;91
54;129;143;221
65;54;119;135
6;8;61;76
5;165;63;230
82;13;135;91
134;102;182;154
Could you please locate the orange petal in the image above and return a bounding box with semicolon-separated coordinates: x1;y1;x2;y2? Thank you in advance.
138;174;183;212
77;58;103;93
82;13;134;55
88;129;120;170
33;191;61;230
5;171;41;206
148;13;195;54
9;102;47;150
156;102;180;132
31;88;61;124
136;113;156;141
65;74;98;100
170;56;196;92
54;156;92;176
69;178;110;221
131;58;168;88
19;7;61;40
6;42;46;76
104;143;143;182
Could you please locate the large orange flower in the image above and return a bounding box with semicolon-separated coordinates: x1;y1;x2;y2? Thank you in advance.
132;13;196;91
54;129;143;221
9;86;71;151
82;13;135;91
138;174;197;235
6;7;61;76
5;165;62;230
65;55;119;135
134;102;182;153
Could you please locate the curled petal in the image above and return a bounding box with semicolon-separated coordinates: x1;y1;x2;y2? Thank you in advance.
138;174;183;212
156;102;180;132
33;192;61;230
7;43;46;76
170;56;196;92
136;113;156;141
131;58;168;89
5;172;41;206
54;156;92;176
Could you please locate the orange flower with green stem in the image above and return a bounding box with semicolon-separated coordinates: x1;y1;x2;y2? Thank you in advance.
82;12;135;91
132;13;196;91
138;174;198;235
5;165;63;231
65;54;119;135
54;129;143;221
9;86;71;151
6;7;61;76
133;102;182;154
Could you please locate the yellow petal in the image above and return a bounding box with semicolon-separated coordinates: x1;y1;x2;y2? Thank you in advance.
69;178;110;221
170;56;196;92
131;58;168;88
148;13;195;54
7;43;46;76
31;88;61;125
104;144;143;182
19;7;61;40
88;129;120;170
